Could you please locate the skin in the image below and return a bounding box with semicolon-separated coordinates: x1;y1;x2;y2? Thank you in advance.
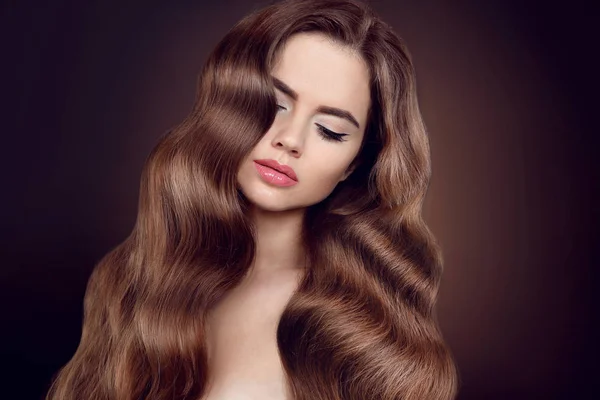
204;33;371;399
236;31;371;279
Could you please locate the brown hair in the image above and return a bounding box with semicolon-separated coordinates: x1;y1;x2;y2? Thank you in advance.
47;0;458;398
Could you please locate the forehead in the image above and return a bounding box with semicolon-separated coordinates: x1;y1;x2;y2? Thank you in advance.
271;33;371;127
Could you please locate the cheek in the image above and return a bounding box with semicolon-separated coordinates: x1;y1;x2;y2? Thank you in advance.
301;162;348;201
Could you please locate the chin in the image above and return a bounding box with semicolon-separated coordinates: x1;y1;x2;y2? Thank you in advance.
255;203;298;213
247;192;301;213
236;183;287;211
237;169;334;213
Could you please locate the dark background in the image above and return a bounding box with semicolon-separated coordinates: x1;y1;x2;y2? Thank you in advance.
2;0;596;399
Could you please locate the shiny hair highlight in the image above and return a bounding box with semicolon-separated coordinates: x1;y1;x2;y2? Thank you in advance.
47;0;458;398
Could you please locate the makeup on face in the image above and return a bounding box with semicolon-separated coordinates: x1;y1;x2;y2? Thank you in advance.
253;159;298;187
272;76;360;142
237;33;370;212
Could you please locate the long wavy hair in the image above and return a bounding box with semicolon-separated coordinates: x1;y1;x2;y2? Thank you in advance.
47;0;458;398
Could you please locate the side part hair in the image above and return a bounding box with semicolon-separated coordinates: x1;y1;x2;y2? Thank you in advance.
47;0;458;399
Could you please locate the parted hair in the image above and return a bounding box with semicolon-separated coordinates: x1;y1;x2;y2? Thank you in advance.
46;0;458;399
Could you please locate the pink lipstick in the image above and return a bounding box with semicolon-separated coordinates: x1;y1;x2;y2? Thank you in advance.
253;159;298;187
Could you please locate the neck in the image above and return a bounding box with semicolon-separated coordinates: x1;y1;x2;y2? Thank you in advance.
247;204;307;277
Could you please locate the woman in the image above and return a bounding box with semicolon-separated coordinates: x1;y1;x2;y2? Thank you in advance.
47;0;458;399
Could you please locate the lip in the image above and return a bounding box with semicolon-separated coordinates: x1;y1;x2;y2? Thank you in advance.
253;159;298;181
253;162;298;187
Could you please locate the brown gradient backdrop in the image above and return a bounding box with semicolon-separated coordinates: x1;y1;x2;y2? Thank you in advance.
2;0;596;399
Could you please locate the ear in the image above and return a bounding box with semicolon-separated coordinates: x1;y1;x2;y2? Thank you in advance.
339;163;356;182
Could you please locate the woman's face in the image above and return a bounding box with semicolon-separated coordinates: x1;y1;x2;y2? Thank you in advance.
237;32;371;212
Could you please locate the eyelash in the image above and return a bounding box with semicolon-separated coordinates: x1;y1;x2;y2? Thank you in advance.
316;124;347;142
276;104;348;143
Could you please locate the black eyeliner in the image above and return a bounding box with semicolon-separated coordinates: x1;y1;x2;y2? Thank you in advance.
316;124;348;142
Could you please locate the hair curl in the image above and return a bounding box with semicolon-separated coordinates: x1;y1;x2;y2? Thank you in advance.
47;0;458;398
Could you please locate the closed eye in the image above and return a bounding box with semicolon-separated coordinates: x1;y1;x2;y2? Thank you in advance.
316;124;348;142
275;104;347;142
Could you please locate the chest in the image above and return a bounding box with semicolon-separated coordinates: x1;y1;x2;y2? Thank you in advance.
201;270;301;400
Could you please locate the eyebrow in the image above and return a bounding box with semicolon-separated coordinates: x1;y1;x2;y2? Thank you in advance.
272;77;361;129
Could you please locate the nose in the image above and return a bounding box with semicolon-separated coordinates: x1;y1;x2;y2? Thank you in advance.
270;121;305;157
